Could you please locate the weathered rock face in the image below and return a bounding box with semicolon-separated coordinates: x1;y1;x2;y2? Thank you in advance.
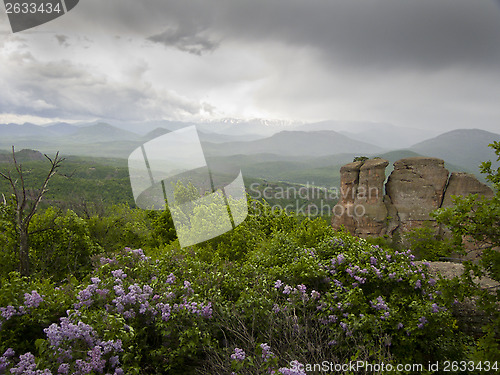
442;172;495;207
332;157;494;238
332;158;389;237
331;161;364;234
386;157;449;233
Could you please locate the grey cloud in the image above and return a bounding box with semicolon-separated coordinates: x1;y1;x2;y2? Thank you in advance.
57;0;500;70
0;47;203;121
147;26;219;55
55;34;69;46
211;0;500;71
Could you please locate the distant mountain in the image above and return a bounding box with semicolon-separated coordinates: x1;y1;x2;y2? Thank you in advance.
203;130;383;157
44;122;80;136
0;148;45;163
410;129;500;173
143;127;171;142
296;121;440;148
0;123;50;139
64;123;138;143
142;127;265;144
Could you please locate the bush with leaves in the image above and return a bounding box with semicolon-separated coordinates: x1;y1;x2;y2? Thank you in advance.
29;208;102;281
0;197;491;374
403;223;454;261
431;142;500;361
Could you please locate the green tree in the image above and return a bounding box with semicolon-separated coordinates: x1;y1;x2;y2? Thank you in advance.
432;141;500;360
432;141;500;281
29;208;102;280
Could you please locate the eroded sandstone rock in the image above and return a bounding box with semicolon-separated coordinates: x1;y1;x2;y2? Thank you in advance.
442;172;494;207
386;157;449;233
332;158;389;237
332;156;494;239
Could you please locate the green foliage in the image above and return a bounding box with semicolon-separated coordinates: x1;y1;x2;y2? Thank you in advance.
2;143;500;372
147;207;177;247
432;140;500;362
172;180;200;205
403;224;453;261
0;272;76;356
0;207;481;374
0;196;18;275
85;204;153;253
29;208;102;281
353;156;368;162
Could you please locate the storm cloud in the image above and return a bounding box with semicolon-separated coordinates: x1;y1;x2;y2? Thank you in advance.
1;0;499;130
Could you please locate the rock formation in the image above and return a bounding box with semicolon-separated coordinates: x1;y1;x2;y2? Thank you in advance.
332;157;494;238
386;157;449;233
442;172;494;207
332;158;391;237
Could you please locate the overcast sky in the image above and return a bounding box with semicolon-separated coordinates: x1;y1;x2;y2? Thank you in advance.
1;0;500;132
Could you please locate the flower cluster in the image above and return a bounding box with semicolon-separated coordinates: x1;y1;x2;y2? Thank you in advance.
0;289;45;328
231;348;246;361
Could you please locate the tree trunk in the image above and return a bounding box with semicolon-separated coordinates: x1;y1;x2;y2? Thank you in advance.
19;225;30;276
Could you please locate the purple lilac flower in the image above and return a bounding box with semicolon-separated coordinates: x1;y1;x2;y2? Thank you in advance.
260;343;274;361
9;352;52;374
24;291;44;309
184;281;194;293
100;257;114;265
431;303;439;313
202;303;213;318
415;279;422;289
0;305;17;320
166;273;176;284
370;296;389;311
297;284;307;294
58;363;69;374
274;280;283;289
370;256;377;265
231;348;245;361
96;289;109;297
109;355;120;367
91;277;100;284
337;254;345;264
283;285;292;295
428;278;436;286
278;360;307;375
417;316;428;329
397;322;404;329
157;303;171;321
311;290;320;300
111;269;127;279
44;317;97;349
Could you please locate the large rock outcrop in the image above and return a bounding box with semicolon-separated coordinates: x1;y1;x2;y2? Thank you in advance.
332;157;494;238
386;157;449;233
332;158;390;237
442;172;494;207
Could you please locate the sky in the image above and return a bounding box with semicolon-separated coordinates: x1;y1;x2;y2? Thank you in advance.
1;0;500;132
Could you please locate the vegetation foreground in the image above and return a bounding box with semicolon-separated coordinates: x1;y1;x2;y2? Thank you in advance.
0;142;499;374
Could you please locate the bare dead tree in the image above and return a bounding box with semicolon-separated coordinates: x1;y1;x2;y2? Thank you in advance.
0;146;64;276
